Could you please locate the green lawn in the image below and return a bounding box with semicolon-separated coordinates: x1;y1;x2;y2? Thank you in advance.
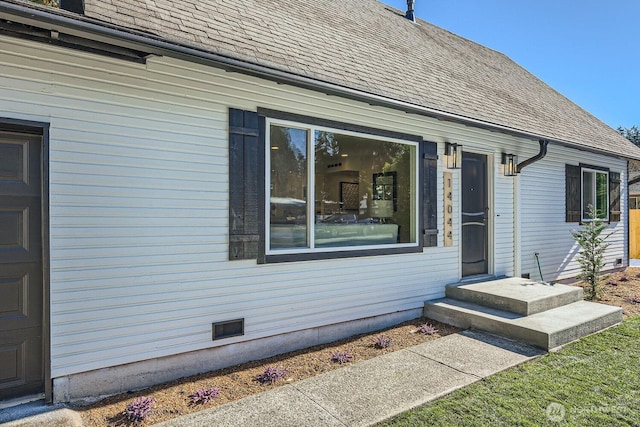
379;317;640;426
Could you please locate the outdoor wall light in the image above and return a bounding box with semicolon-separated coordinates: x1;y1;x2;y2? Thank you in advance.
501;152;518;176
444;142;461;169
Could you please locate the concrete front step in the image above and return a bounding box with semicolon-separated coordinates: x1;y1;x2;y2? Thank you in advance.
424;298;622;350
445;278;584;316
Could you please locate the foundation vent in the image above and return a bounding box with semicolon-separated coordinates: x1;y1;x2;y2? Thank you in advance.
212;319;244;340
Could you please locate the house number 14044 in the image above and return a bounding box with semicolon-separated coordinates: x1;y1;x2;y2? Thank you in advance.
443;172;453;247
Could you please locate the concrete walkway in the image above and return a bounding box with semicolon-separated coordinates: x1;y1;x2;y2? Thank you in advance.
1;330;544;427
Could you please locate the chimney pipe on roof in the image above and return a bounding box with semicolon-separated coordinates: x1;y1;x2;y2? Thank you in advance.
405;0;415;22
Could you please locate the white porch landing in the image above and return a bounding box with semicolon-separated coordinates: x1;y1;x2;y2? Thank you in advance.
424;278;622;350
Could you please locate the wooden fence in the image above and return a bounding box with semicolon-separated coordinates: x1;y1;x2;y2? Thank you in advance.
630;210;640;258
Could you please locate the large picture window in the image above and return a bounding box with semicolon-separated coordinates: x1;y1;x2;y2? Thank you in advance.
581;168;609;221
267;120;418;254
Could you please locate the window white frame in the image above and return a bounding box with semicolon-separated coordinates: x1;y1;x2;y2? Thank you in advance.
265;117;420;255
581;167;609;222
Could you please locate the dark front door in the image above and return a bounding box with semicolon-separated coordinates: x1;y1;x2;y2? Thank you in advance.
461;152;488;277
0;131;43;400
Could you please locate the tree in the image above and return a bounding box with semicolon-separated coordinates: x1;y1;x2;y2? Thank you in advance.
571;205;612;300
617;125;640;147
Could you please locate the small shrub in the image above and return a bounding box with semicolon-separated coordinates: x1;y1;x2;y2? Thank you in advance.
373;335;392;349
330;350;354;364
619;276;630;282
418;323;439;335
629;296;640;304
189;387;220;405
570;205;612;300
256;366;287;384
606;280;618;286
123;396;155;423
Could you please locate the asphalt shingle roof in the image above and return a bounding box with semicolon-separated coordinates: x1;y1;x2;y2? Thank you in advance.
11;0;640;158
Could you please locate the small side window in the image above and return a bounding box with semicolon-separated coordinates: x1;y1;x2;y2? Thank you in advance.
581;168;608;221
566;164;619;223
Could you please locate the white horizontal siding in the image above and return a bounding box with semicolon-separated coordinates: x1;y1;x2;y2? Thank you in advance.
519;144;627;281
0;35;610;378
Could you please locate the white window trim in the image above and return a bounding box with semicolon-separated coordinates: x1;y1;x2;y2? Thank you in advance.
580;167;609;222
265;117;420;256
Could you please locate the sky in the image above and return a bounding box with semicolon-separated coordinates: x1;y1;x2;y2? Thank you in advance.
383;0;639;129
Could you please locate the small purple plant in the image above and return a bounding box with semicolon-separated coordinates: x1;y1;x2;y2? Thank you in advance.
629;296;640;304
256;366;287;384
373;335;392;349
619;276;630;282
330;350;354;364
189;387;220;405
123;396;155;423
606;280;618;286
418;323;439;335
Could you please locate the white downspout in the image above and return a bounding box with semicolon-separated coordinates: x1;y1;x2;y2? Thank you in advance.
514;173;521;277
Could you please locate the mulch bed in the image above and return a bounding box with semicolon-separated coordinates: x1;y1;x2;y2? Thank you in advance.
76;317;458;426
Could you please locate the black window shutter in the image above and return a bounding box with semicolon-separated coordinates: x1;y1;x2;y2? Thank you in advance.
423;141;438;247
229;108;261;260
565;164;581;222
609;172;621;222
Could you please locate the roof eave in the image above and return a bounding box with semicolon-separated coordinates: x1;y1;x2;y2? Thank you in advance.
1;1;637;161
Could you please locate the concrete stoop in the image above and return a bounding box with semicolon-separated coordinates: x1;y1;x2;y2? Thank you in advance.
424;277;623;350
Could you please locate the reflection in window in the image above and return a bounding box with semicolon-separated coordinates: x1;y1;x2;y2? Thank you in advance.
29;0;60;7
267;121;417;252
269;126;308;249
315;131;415;248
582;168;608;221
